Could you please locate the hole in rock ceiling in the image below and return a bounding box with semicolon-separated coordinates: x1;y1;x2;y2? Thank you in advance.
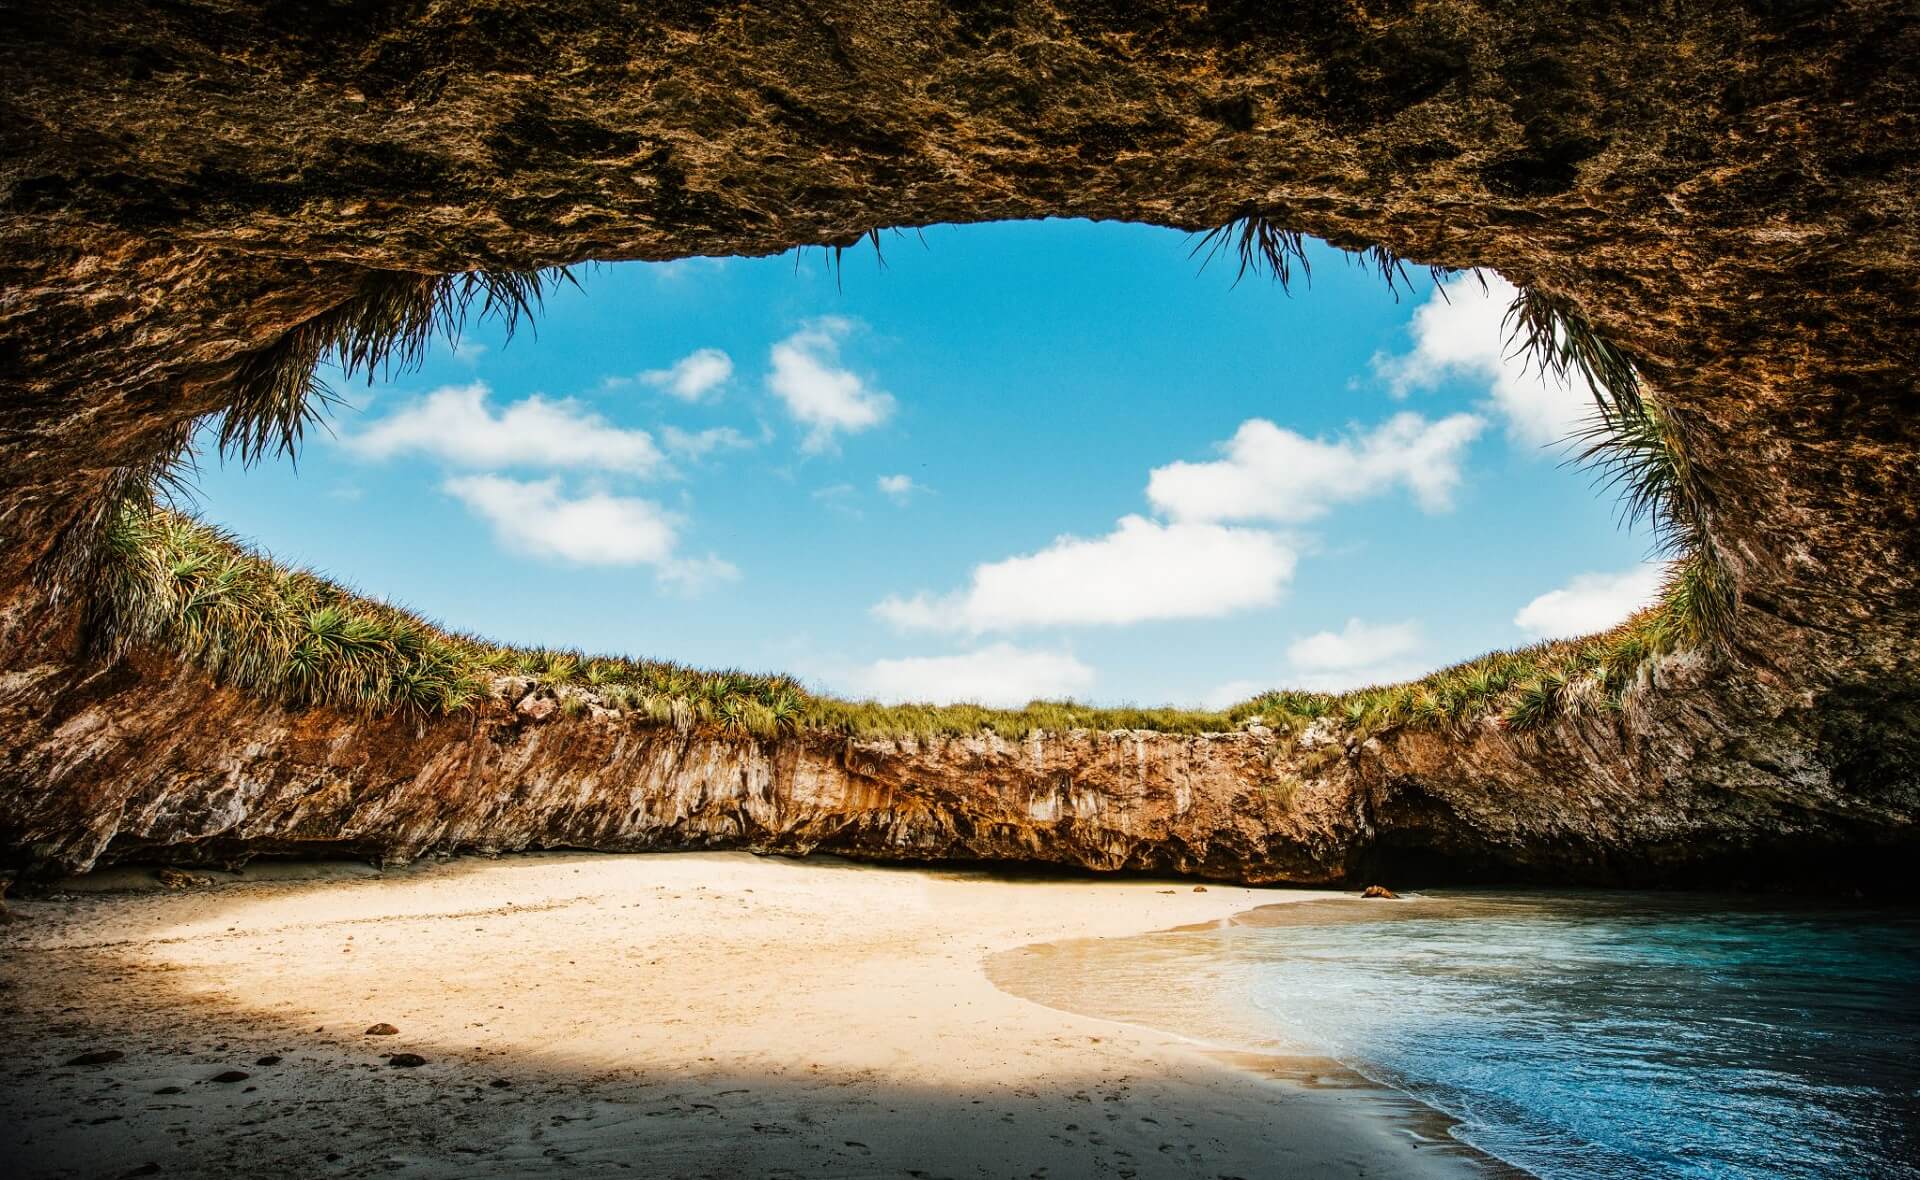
184;220;1654;710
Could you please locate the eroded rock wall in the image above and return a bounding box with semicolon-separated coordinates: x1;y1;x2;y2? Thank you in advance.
4;640;1911;885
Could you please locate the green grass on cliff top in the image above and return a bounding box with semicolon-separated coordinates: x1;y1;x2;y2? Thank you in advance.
94;503;1702;742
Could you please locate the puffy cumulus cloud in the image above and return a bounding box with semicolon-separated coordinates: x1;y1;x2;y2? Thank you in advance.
768;318;895;451
1372;272;1592;447
1199;679;1269;710
442;475;737;589
1283;617;1430;690
1146;412;1484;524
1200;617;1429;703
348;383;664;474
849;644;1094;707
641;348;733;401
660;425;754;459
1287;617;1424;671
876;473;919;503
653;553;743;595
873;515;1296;632
1513;563;1666;639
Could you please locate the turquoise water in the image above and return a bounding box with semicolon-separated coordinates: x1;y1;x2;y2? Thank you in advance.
989;892;1920;1178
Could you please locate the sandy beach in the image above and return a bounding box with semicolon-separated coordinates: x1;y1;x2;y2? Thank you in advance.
0;852;1498;1178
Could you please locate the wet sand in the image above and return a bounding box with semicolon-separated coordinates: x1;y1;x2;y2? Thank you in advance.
0;852;1499;1178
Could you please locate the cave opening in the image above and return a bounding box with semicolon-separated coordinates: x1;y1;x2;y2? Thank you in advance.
159;219;1656;719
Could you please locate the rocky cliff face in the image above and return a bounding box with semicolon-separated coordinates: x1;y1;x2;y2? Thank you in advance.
3;637;1910;885
2;2;1917;884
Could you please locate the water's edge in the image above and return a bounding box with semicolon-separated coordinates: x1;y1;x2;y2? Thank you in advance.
986;892;1920;1180
986;897;1536;1178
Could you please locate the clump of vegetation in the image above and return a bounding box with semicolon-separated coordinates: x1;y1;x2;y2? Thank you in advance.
93;498;1704;742
96;508;485;714
1191;211;1472;298
91;504;821;727
1571;384;1735;652
804;697;1235;741
221;268;570;467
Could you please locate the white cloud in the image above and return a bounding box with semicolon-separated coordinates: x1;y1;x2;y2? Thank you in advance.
768;318;895;451
807;482;863;519
874;515;1296;632
1199;618;1429;704
442;475;737;591
1200;679;1269;710
1373;273;1592;447
1288;617;1423;671
642;348;733;402
1146;412;1484;524
849;644;1094;707
349;383;663;475
661;425;753;459
654;553;742;594
647;257;731;283
877;474;919;503
451;337;487;364
1283;618;1430;690
1514;563;1666;639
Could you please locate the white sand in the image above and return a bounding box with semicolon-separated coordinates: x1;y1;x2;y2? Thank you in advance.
0;852;1499;1178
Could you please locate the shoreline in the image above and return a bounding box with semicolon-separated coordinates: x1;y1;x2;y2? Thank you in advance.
985;900;1535;1179
1;851;1505;1178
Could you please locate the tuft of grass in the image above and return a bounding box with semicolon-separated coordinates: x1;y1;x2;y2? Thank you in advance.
1353;244;1477;302
810;228;925;289
1654;550;1736;650
1504;286;1642;416
95;507;487;714
1504;670;1569;732
220;267;573;468
799;697;1238;741
1192;214;1312;288
1192;213;1480;304
1570;379;1736;652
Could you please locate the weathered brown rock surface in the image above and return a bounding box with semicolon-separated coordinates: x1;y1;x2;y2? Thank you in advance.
1;639;1911;885
2;2;1917;883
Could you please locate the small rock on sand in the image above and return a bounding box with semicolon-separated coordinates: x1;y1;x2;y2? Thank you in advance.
1192;885;1208;892
365;1023;399;1036
64;1050;125;1066
1360;885;1398;899
388;1053;428;1068
256;1054;282;1066
207;1070;250;1084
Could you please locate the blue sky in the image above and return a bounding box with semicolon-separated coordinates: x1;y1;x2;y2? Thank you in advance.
189;220;1659;708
